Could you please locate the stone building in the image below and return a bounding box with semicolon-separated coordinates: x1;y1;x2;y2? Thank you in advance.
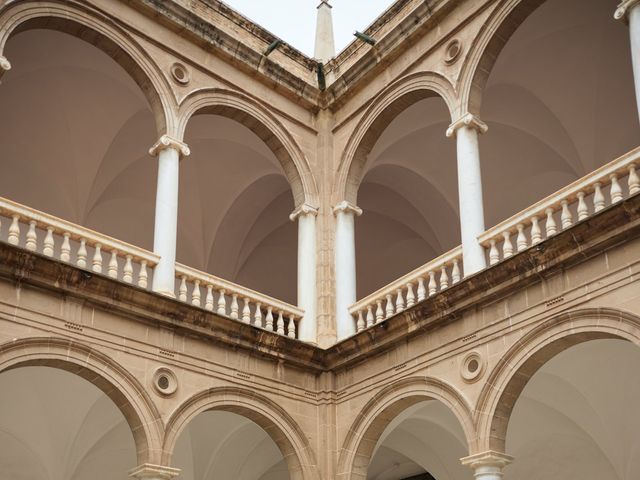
0;0;639;478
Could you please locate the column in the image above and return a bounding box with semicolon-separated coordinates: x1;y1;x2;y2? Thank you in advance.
615;0;640;121
149;135;190;297
130;464;180;480
290;204;319;344
446;113;489;276
461;451;513;480
333;200;362;341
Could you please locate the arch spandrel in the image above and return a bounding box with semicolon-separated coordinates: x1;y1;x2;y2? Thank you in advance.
163;386;320;480
0;0;175;137
334;72;458;206
0;336;164;466
475;307;640;454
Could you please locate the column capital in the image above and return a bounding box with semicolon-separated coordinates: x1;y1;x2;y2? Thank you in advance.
615;0;640;21
290;203;319;221
149;135;190;157
446;113;488;138
0;56;11;72
461;451;514;469
129;464;181;480
333;200;362;216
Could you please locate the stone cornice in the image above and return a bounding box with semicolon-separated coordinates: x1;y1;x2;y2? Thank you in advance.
615;0;640;21
149;135;191;157
460;451;514;469
446;113;488;138
129;464;181;480
290;203;319;221
0;56;10;72
333;200;363;216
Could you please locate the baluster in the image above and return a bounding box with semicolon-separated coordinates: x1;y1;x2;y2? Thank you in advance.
375;300;384;323
385;294;394;318
610;174;624;203
577;191;589;220
8;215;20;245
254;303;263;327
287;315;296;339
629;163;640;194
60;233;71;262
593;182;605;212
516;224;527;252
502;231;514;258
452;258;461;283
489;239;499;265
191;280;201;307
440;266;449;290
530;216;542;245
276;311;285;335
108;250;119;278
217;289;227;315
428;271;437;296
356;310;365;332
123;255;134;283
43;227;55;257
561;200;573;229
545;208;557;237
417;277;426;302
77;239;88;268
265;307;274;331
406;283;415;308
366;305;374;328
92;243;103;273
138;261;148;288
230;294;239;319
178;276;188;302
242;298;251;323
205;285;214;311
25;221;37;251
395;288;405;313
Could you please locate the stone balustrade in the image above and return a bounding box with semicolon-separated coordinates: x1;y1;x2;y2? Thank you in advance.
349;246;464;333
478;147;640;265
174;263;304;339
0;196;158;288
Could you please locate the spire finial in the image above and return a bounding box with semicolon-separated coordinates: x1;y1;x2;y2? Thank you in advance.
314;0;336;62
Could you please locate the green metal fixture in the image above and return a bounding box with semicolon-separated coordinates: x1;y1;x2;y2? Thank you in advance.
354;31;376;46
263;39;283;56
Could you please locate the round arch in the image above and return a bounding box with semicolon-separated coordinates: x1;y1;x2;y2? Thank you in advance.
475;307;640;454
0;336;164;466
334;72;457;206
177;89;319;209
336;376;476;480
0;0;174;136
163;386;320;480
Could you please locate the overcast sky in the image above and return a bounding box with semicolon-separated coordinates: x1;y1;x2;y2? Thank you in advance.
222;0;395;57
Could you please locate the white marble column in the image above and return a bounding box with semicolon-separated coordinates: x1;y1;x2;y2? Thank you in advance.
290;204;319;344
447;113;489;276
616;0;640;122
130;464;181;480
461;451;513;480
149;135;190;297
334;200;362;341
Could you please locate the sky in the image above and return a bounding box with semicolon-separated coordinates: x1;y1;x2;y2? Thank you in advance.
222;0;395;57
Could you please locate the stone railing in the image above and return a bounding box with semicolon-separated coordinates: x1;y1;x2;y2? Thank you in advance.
479;147;640;264
0;197;158;287
175;263;304;339
349;246;463;333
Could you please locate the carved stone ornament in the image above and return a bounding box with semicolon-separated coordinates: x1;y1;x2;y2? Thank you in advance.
333;200;363;216
0;56;11;72
149;135;191;157
290;203;319;221
615;0;640;21
129;464;181;480
446;113;488;138
461;451;514;470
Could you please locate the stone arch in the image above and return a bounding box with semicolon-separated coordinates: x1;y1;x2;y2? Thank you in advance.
336;376;476;480
163;386;320;480
0;336;164;465
334;71;457;206
458;0;546;115
0;0;174;136
475;307;640;454
177;89;319;209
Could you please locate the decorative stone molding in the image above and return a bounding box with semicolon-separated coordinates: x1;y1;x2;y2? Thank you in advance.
170;62;190;85
289;203;319;221
129;464;181;480
615;0;640;21
149;135;191;157
460;350;485;383
152;367;178;396
444;39;462;65
333;200;363;216
446;113;488;138
0;56;10;72
461;451;514;469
